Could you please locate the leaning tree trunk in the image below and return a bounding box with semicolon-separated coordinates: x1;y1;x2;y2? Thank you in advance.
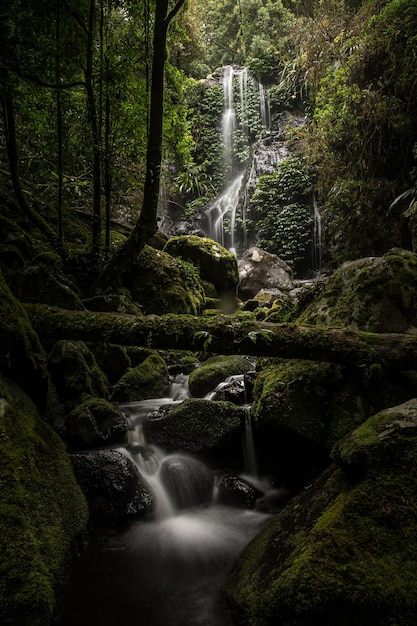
25;304;417;371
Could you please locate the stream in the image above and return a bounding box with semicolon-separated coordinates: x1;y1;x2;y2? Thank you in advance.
56;375;273;626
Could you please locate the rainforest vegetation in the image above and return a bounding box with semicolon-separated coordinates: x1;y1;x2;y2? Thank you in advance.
2;1;417;625
1;0;416;273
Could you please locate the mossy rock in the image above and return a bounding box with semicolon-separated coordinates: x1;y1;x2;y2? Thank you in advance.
48;340;109;409
89;343;132;384
122;244;205;315
13;264;84;311
0;378;88;626
164;235;239;296
144;398;244;466
188;355;254;398
251;359;344;484
0;269;48;410
65;396;129;450
111;352;169;403
333;398;417;477
252;358;417;485
298;248;417;332
226;399;417;626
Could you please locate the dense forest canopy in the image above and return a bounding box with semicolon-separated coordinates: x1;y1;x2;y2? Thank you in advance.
1;0;416;276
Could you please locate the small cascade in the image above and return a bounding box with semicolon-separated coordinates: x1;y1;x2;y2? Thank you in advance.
312;192;322;274
205;173;244;252
242;406;258;478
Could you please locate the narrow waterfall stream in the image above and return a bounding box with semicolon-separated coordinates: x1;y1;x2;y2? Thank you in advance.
57;374;272;626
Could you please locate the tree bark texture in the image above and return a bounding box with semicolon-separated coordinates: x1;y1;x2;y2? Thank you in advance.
26;304;417;371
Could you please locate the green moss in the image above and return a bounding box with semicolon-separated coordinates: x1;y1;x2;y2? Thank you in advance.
188;355;253;397
0;378;88;626
298;249;417;332
164;235;239;293
123;245;205;315
0;269;48;410
48;340;109;408
111;351;169;402
226;403;417;624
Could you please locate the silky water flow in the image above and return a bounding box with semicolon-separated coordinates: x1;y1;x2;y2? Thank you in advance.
57;373;272;626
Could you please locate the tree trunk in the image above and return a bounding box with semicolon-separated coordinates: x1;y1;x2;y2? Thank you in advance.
25;304;417;371
91;0;186;292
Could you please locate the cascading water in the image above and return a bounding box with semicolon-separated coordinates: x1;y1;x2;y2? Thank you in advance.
57;372;272;626
204;66;270;254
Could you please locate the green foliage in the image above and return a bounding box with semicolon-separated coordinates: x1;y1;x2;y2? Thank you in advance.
252;156;316;270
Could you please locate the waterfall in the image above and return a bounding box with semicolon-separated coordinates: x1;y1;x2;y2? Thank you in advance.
202;66;270;255
312;192;322;274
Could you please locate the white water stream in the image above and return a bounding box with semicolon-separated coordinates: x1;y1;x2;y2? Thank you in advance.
57;373;272;626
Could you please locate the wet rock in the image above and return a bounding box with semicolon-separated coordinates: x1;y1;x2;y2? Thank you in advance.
217;475;262;509
159;455;214;509
238;247;294;300
188;355;253;398
71;448;153;525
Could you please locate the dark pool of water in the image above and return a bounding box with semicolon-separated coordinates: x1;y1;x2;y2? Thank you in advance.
56;505;270;626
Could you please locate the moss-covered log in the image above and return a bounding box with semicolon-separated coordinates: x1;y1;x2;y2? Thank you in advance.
25;304;417;370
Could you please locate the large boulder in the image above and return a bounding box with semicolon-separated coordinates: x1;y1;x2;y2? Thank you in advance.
226;399;417;625
71;449;153;525
65;396;129;450
298;248;417;332
144;398;244;467
188;355;254;398
111;351;169;403
238;247;294;300
0;378;88;626
0;269;48;410
251;358;417;486
164;235;239;297
122;244;205;315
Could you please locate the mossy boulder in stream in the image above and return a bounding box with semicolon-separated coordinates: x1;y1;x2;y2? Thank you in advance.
0;378;88;626
111;351;169;403
225;398;417;626
188;355;254;398
298;248;417;332
122;244;205;315
65;396;128;450
144;398;244;467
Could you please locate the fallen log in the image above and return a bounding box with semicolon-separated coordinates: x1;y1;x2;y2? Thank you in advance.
25;304;417;370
